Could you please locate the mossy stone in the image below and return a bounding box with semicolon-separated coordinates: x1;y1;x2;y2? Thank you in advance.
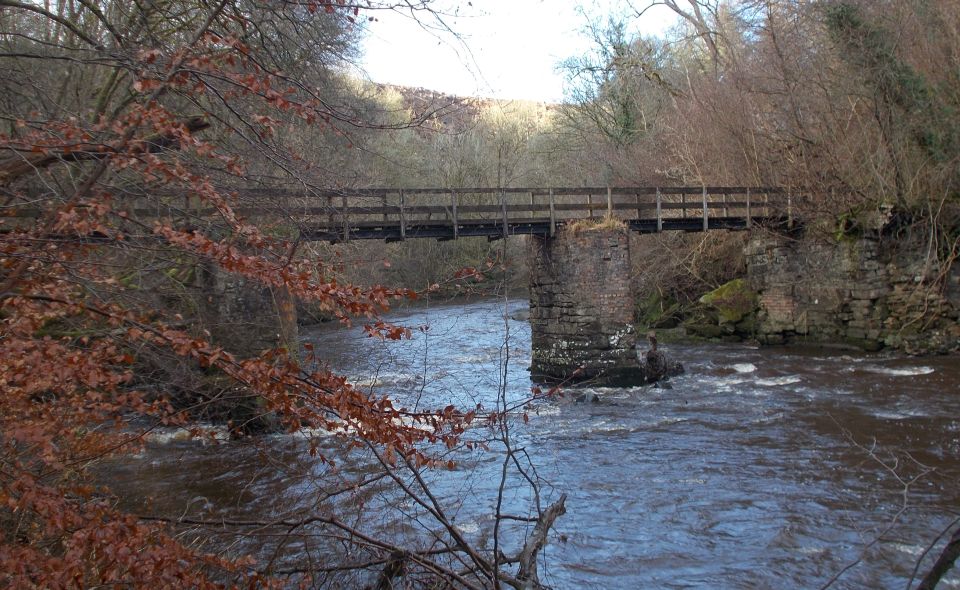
734;314;759;335
843;337;884;352
699;279;759;324
683;323;727;339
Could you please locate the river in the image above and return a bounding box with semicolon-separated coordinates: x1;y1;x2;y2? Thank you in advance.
102;298;960;589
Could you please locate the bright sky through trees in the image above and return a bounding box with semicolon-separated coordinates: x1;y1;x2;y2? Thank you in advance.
359;0;677;102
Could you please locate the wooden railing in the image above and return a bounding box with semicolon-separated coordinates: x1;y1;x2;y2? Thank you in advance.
3;186;796;241
281;186;793;241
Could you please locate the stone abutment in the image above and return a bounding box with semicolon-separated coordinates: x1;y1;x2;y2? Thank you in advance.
746;234;960;353
199;263;299;358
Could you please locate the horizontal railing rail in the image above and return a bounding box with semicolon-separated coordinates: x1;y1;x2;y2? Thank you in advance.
4;186;799;241
291;187;795;241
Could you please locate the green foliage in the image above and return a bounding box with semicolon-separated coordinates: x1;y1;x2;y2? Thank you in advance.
825;2;957;163
559;18;674;148
825;3;925;108
636;290;681;329
834;209;865;242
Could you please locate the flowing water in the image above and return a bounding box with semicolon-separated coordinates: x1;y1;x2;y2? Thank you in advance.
102;299;960;589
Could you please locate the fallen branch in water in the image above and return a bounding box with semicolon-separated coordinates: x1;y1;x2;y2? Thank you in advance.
916;524;960;590
508;493;567;589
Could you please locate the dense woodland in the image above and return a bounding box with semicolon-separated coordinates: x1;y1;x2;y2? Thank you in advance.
1;0;958;588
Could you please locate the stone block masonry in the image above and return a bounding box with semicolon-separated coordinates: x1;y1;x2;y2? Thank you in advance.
746;235;960;353
198;262;299;358
528;226;645;384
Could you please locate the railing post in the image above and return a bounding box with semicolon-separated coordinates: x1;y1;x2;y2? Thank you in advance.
399;189;406;241
341;194;349;242
587;192;593;218
501;189;509;238
656;188;662;232
451;192;458;240
548;188;556;237
382;193;388;223
746;188;752;228
606;186;613;217
702;186;708;231
681;192;687;219
635;192;642;220
788;188;794;229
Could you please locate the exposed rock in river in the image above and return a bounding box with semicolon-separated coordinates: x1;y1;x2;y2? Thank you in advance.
637;332;684;384
574;391;602;403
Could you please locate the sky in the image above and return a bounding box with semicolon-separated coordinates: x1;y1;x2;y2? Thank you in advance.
358;1;678;103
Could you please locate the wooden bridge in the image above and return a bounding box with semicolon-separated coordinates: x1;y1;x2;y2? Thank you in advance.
282;186;794;242
6;185;795;242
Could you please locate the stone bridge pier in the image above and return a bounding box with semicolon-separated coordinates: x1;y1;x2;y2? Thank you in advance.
528;226;644;386
198;262;299;358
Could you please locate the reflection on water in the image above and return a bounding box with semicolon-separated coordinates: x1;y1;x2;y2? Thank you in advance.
101;299;960;589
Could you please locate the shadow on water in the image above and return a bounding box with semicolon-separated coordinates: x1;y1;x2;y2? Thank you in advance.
100;299;960;589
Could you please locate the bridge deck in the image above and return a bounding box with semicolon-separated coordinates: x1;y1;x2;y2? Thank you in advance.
295;186;794;242
303;216;790;242
4;186;797;241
